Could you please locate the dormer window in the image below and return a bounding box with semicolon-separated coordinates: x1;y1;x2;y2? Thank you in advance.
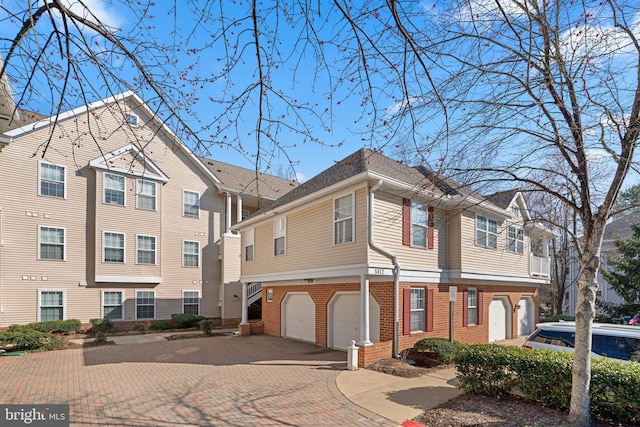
125;113;139;127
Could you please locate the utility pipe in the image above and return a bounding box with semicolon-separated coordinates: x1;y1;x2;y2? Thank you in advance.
368;181;401;358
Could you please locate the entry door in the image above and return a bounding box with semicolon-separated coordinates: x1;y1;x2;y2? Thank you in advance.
517;297;535;336
489;298;507;342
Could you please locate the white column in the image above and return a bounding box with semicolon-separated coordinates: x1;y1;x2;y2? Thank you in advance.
236;195;243;224
241;282;248;325
225;193;232;233
359;275;372;345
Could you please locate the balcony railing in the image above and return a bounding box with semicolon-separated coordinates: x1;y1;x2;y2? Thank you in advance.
530;254;550;277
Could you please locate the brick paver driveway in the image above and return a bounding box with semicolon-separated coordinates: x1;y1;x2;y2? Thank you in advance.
0;335;394;426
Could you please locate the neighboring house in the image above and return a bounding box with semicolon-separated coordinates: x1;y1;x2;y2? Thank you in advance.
563;211;640;316
0;88;296;328
232;148;554;366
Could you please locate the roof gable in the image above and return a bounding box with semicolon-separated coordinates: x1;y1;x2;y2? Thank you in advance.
89;144;169;182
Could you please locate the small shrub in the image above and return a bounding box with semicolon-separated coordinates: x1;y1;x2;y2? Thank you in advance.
414;338;460;363
199;319;211;335
454;344;521;396
90;318;114;334
28;319;82;334
171;313;206;329
0;330;65;351
93;331;107;344
132;324;146;332
149;321;171;331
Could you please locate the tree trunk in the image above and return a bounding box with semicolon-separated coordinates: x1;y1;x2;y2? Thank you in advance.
569;222;605;426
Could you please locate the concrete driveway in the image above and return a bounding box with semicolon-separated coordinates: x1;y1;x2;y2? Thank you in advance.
0;335;394;426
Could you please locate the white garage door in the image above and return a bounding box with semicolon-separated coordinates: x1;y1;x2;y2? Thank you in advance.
517;296;535;336
329;292;380;350
281;293;315;343
489;298;507;342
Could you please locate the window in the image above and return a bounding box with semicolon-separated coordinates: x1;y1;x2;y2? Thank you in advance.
39;226;65;260
135;290;155;319
183;240;199;267
125;113;139;126
39;290;64;321
183;190;200;218
136;235;156;264
102;291;124;320
183;291;200;314
467;289;478;326
476;215;497;248
104;232;125;263
245;229;254;261
411;202;428;247
39;162;65;198
410;288;425;332
513;206;520;218
104;173;125;206
507;225;524;254
136;179;156;210
274;218;286;256
334;194;353;244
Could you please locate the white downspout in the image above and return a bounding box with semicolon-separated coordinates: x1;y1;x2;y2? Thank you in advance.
368;181;401;358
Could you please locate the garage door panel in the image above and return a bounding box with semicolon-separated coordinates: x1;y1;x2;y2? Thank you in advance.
330;293;380;350
282;293;315;343
489;298;507;342
517;297;534;336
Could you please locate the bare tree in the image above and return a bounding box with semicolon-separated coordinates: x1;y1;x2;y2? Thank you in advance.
2;1;639;424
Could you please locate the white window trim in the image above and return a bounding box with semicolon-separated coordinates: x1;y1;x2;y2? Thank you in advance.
411;202;428;248
333;192;355;245
410;287;426;333
135;289;156;320
101;290;125;320
182;240;200;267
183;189;200;218
37;289;66;322
135;234;157;265
103;172;126;206
273;217;286;256
182;290;200;315
245;228;255;261
475;214;498;249
507;225;524;254
103;231;126;263
38;161;67;199
468;288;478;326
136;179;157;211
38;225;66;261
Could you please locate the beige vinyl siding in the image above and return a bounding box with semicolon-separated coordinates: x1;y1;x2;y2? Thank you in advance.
367;191;446;270
242;187;368;276
0;99;223;326
459;210;529;276
446;212;462;270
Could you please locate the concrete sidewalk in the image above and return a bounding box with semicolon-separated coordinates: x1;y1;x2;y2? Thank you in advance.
337;367;460;424
69;328;237;345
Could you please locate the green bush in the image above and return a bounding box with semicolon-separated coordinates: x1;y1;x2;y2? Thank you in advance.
149;321;171;331
413;338;460;363
90;318;114;334
8;319;82;335
453;344;640;424
199;319;211;335
0;329;65;351
132;323;146;332
171;313;206;329
454;344;520;395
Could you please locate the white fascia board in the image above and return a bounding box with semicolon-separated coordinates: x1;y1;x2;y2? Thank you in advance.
95;275;162;284
450;194;511;218
447;269;548;285
89;143;170;182
218;185;278;201
4;91;136;137
525;221;560;238
240;263;369;283
367;264;446;283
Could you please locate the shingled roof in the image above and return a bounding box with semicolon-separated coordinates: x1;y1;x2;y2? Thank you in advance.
201;158;299;201
485;189;520;210
604;211;640;241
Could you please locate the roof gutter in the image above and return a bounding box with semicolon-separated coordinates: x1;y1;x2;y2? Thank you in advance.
368;180;401;358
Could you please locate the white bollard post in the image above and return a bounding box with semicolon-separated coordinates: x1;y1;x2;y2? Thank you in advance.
347;340;359;371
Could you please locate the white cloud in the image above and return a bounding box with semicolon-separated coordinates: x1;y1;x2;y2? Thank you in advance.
61;0;123;30
295;172;307;183
386;96;423;117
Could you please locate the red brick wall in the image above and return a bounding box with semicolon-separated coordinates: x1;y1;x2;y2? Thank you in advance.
261;281;538;357
358;340;393;367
